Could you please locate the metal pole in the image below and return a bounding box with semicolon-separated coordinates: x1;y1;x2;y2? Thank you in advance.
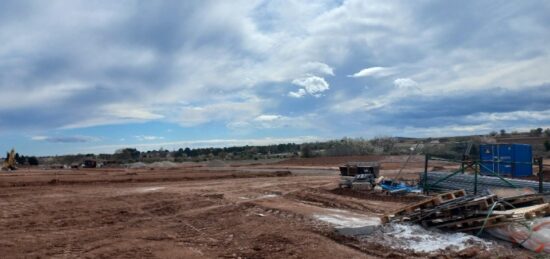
461;155;465;174
538;157;544;194
474;162;478;195
424;154;429;194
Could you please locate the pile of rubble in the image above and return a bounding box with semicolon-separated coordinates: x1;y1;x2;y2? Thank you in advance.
383;189;549;231
382;188;550;253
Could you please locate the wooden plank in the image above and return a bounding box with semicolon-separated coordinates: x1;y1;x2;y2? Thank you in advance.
488;187;536;198
505;196;545;208
489;203;549;215
431;214;507;229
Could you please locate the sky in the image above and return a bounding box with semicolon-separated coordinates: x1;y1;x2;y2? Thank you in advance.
1;0;549;156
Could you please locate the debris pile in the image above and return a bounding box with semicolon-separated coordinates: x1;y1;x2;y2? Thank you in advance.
487;217;550;253
382;189;550;233
377;178;421;194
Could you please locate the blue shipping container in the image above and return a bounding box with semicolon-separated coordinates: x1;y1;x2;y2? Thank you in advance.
479;144;532;177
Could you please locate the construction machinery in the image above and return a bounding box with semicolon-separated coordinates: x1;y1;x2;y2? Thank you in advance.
82;159;97;168
2;148;17;171
339;162;380;190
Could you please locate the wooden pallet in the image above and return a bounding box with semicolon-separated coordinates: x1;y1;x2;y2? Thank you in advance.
433;189;467;204
502;194;545;208
382;190;467;223
415;196;499;224
431;195;498;213
434;215;508;231
385;195;503;225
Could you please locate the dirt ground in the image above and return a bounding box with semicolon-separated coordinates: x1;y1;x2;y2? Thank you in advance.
0;156;534;258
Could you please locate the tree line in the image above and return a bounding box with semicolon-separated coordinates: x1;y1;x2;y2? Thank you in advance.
4;152;39;166
31;127;550;165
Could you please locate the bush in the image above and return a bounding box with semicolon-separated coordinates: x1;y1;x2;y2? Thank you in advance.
300;145;313;158
27;156;39;165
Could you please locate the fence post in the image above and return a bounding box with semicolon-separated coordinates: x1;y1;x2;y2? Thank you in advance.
461;155;465;174
474;162;478;195
538;157;544;194
423;154;429;194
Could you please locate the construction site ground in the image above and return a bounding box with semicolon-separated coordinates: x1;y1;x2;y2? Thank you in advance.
0;156;534;258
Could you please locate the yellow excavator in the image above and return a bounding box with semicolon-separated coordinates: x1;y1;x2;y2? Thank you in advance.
2;149;17;171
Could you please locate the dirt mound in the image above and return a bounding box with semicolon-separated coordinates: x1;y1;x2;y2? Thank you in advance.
330;188;427;203
126;161;179;169
148;161;178;168
286;188;411;214
127;162;147;168
0;169;294;187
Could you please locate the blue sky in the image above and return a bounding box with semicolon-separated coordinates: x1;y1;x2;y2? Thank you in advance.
1;0;549;156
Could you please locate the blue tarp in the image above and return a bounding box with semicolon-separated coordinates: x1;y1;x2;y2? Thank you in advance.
380;181;422;193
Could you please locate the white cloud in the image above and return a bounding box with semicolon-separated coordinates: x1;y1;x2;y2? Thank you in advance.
466;110;550;122
0;82;92;110
393;78;419;90
290;76;330;97
330;77;423;114
228;113;317;130
103;104;164;120
135;135;165;141
31;135;100;143
255;114;282;122
301;62;334;76
288;88;307;98
398;124;495;137
174;98;264;127
349;67;395;78
60;104;164;129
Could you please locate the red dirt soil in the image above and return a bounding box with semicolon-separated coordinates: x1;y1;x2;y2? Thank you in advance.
0;157;534;258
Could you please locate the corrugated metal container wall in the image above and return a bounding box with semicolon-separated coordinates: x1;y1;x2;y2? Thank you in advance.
479;144;532;177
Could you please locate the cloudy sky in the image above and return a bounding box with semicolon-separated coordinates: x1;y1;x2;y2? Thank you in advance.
1;0;549;155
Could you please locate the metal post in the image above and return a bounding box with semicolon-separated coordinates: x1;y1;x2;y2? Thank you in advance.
461;155;465;174
423;154;429;194
538;157;544;194
474;162;478;195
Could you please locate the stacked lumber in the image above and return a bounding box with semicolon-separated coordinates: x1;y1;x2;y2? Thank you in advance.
383;189;550;232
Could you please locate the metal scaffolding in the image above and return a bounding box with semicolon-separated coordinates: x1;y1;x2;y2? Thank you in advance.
422;155;545;194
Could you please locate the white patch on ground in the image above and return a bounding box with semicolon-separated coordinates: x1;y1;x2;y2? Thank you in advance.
136;187;165;193
378;223;492;253
257;194;278;199
313;209;381;228
240;194;279;201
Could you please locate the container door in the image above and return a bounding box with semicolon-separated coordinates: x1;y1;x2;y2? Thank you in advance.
512;144;533;177
497;144;513;175
480;144;496;175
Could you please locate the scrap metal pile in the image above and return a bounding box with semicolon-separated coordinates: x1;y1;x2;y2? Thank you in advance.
382;189;550;233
